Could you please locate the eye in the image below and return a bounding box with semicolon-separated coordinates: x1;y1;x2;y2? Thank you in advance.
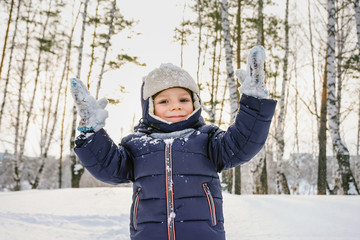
158;100;168;104
180;98;191;103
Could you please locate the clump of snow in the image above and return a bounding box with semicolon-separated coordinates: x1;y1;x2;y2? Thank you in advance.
73;164;83;175
168;212;176;224
164;138;174;145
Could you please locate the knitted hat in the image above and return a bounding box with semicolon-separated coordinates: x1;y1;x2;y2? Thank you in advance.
142;63;199;100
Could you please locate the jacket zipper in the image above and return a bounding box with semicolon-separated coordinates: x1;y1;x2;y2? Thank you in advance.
165;143;176;240
202;183;217;226
133;187;141;230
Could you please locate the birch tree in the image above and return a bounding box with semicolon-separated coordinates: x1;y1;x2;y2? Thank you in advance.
355;0;360;52
28;1;64;189
357;92;360;187
326;0;359;195
0;0;22;130
220;0;240;195
248;0;271;195
174;3;191;68
13;0;33;191
354;0;360;189
196;0;203;86
220;0;238;124
19;0;54;172
96;0;116;99
0;0;15;83
87;0;101;88
59;1;82;189
275;0;290;195
70;0;90;188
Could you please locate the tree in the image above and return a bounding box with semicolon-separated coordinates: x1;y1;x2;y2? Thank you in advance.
326;0;359;195
234;0;243;195
0;0;22;130
355;0;360;53
13;0;33;191
70;0;90;188
28;0;65;189
59;1;82;189
275;0;290;195
96;0;116;99
317;57;327;195
86;0;101;88
0;0;15;83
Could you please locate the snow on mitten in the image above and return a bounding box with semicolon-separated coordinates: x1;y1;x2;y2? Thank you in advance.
70;78;109;133
235;45;268;99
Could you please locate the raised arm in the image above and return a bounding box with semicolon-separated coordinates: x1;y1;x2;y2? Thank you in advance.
70;78;133;184
208;46;277;172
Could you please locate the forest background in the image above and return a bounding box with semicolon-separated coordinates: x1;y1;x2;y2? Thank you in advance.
0;0;359;195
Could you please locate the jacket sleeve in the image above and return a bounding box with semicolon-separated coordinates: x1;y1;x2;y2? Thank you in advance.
208;94;277;172
74;128;134;184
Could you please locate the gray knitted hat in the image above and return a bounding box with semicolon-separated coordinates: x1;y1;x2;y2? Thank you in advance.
143;63;199;100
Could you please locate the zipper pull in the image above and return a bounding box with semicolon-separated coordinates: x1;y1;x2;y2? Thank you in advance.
135;187;141;196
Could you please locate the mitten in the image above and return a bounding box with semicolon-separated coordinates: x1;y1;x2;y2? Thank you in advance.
70;78;109;133
235;45;268;99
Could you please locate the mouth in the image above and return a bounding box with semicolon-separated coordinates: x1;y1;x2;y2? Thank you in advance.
168;115;185;119
166;115;186;122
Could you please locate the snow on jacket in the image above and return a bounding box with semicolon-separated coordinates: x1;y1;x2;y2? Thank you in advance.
74;94;276;240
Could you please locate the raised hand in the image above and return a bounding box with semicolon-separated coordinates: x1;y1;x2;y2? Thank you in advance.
70;78;109;132
235;45;268;99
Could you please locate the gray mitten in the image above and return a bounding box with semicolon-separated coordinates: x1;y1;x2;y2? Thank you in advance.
70;78;108;133
235;45;268;99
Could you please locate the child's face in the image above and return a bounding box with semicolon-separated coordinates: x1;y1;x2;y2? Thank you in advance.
153;87;194;123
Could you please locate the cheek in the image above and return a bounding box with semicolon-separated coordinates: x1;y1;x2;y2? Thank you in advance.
185;104;194;114
154;105;165;116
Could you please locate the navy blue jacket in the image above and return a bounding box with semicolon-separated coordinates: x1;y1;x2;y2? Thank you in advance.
74;94;276;240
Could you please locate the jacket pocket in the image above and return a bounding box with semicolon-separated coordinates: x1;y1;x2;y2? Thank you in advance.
202;183;217;226
132;188;141;230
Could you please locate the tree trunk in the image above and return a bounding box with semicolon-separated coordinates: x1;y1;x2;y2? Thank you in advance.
59;3;82;189
12;0;32;191
196;0;202;87
0;0;21;130
326;0;359;195
220;0;239;195
308;0;319;124
355;1;360;188
276;0;290;195
95;0;116;99
356;91;360;187
0;0;15;83
70;0;90;188
19;0;52;167
257;0;264;46
87;0;100;89
318;57;327;195
234;0;242;195
220;0;238;122
355;0;360;52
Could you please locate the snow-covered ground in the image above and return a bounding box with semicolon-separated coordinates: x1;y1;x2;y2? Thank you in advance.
0;187;359;240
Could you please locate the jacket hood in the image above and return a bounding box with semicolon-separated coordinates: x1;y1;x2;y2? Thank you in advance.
134;82;205;134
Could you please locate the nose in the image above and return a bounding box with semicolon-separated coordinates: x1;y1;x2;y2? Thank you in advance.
170;104;182;111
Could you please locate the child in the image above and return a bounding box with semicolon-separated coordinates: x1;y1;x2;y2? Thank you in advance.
71;46;276;240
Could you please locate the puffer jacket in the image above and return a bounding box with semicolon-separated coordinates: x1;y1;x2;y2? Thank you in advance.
74;94;276;240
